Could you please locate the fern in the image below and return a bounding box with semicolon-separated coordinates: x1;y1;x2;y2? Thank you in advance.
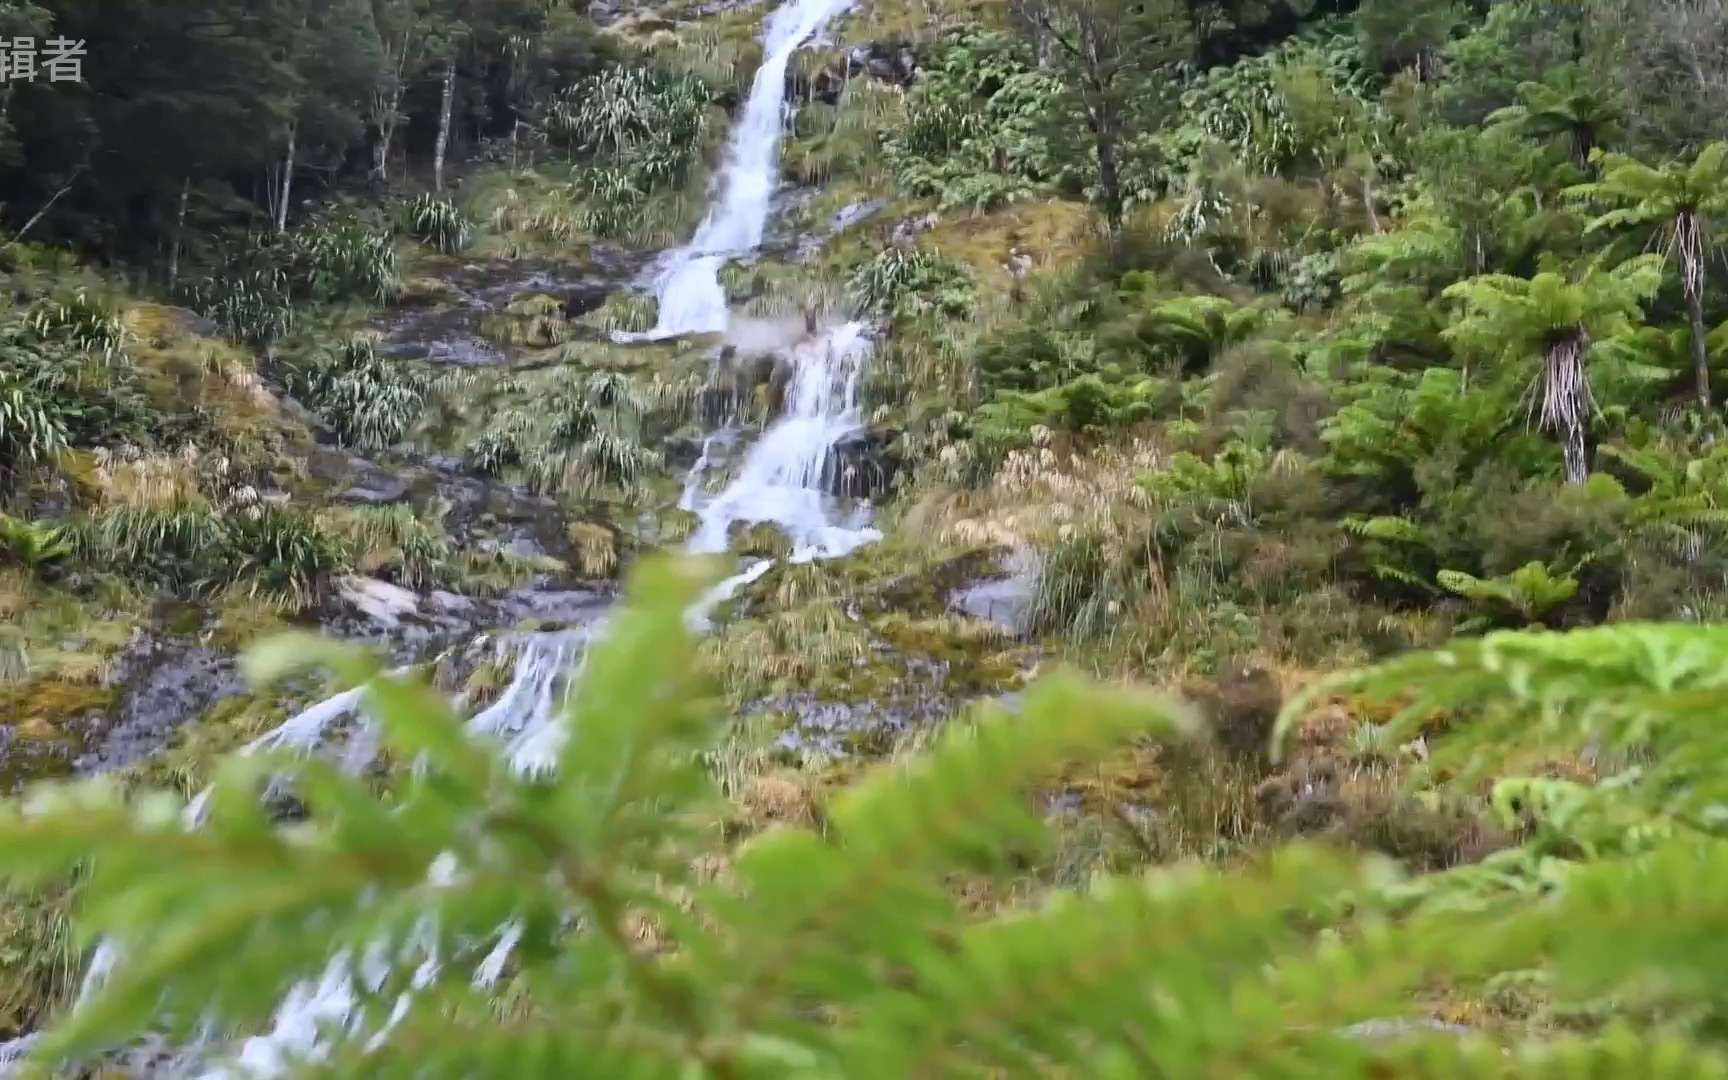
12;575;1728;1074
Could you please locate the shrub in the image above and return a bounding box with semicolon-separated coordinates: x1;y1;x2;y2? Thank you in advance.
289;337;427;450
23;289;127;364
0;356;70;489
0;515;69;572
882;26;1079;211
465;373;658;500
285;219;401;306
223;505;350;610
402;194;473;255
547;65;714;241
848;248;975;322
183;262;296;348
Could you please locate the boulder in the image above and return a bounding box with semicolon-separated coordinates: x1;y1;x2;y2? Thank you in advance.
339;575;420;627
846;40;919;86
562;281;612;320
338;474;412;505
826;425;901;500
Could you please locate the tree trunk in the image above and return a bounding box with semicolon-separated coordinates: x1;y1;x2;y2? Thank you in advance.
434;57;456;193
1090;107;1124;250
275;123;297;234
168;175;190;292
373;85;403;184
1687;278;1712;413
1544;333;1592;485
1570;127;1594;173
1679;211;1712;411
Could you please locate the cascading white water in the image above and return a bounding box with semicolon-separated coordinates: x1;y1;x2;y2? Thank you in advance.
11;0;887;1072
200;631;587;1080
688;320;879;560
631;0;858;339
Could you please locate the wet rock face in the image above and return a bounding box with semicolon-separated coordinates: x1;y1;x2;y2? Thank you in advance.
70;640;245;776
807;40;919;105
850;41;919;86
562;281;612;320
338;467;412;506
373;253;643;368
793;198;887;262
825;426;900;501
949;548;1039;637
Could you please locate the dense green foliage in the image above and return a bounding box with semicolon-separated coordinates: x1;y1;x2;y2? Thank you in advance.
5;564;1728;1075
0;0;613;265
11;0;1728;1068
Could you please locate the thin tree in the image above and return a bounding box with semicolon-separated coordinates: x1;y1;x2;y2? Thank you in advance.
1442;258;1660;484
1007;0;1190;247
1569;143;1728;411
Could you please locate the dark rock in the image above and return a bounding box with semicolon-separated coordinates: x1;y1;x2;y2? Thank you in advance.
873;547;1011;617
826;425;900;500
562;281;612;320
73;642;245;775
804;40;917;107
339;474;412;505
662;431;706;471
949;547;1039;636
846;40;919;86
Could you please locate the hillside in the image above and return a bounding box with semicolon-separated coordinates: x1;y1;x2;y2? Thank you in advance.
3;0;1728;1073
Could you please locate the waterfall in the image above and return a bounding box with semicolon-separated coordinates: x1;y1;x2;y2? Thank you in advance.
204;632;585;1080
630;0;859;339
11;0;885;1072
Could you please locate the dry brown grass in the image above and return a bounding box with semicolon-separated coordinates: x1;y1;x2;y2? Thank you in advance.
903;430;1166;554
917;200;1097;295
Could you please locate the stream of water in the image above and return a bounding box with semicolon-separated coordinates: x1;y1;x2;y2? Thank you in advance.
7;0;880;1073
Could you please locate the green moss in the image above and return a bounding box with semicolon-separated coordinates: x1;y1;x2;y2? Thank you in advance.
120;690;293;798
0;677;114;789
728;522;793;560
209;593;294;652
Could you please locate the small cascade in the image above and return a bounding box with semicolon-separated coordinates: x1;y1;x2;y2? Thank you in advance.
687;320;880;561
187;630;587;1079
622;0;856;340
3;0;889;1070
465;628;594;773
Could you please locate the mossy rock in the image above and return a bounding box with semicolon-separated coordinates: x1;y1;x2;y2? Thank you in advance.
400;276;466;306
0;677;114;732
504;292;565;318
566;521;620;579
462;659;510;712
106;696;261;796
727;521;793;560
625;504;699;550
872;547;1012;617
0;677;112;788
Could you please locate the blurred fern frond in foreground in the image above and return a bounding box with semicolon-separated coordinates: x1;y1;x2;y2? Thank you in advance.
3;563;1728;1076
